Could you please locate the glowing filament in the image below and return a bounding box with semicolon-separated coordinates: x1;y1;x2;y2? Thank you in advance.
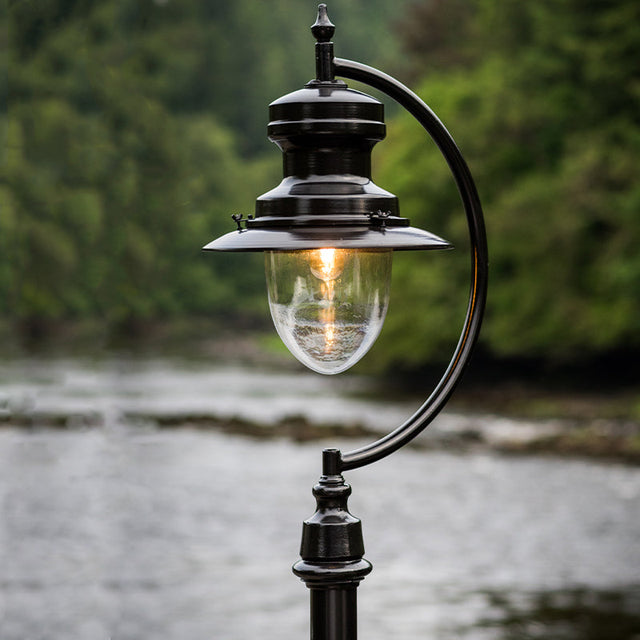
309;248;347;282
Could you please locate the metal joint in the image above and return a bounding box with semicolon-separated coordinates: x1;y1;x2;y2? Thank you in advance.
231;214;253;231
368;210;391;229
231;214;244;231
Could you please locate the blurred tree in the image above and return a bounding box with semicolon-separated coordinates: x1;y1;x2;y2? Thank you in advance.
5;0;274;338
5;0;639;370
3;0;409;344
370;0;640;371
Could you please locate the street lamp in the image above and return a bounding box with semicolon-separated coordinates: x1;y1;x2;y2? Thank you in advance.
204;5;488;639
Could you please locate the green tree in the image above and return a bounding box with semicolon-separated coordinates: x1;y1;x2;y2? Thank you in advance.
4;0;411;342
370;0;640;370
5;0;275;336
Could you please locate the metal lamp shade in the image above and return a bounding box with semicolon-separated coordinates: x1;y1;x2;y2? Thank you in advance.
203;83;452;253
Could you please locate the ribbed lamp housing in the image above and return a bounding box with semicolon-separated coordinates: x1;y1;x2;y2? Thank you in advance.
203;82;451;252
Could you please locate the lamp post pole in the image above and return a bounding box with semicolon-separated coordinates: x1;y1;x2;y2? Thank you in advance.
293;10;486;637
204;5;488;639
293;449;370;640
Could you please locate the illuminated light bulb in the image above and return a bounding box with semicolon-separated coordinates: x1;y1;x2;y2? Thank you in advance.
308;248;347;281
265;248;392;375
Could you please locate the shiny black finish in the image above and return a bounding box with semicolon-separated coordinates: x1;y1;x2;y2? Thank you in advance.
293;449;372;640
205;223;451;252
310;588;358;640
256;85;398;221
202;9;452;253
332;58;489;472
310;4;336;83
203;79;453;251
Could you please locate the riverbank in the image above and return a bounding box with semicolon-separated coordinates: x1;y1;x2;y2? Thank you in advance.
2;389;638;467
0;348;638;465
447;384;640;464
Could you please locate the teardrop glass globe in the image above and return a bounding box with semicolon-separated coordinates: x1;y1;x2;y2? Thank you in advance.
265;249;392;375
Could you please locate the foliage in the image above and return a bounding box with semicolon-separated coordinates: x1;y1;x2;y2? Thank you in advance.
3;0;639;371
370;0;640;370
3;0;414;342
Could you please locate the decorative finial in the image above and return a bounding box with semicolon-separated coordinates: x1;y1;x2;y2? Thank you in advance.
311;4;335;43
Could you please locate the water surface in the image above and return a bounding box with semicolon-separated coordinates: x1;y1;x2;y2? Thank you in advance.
0;358;638;639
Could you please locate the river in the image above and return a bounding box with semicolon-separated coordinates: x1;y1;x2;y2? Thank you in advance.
0;357;639;639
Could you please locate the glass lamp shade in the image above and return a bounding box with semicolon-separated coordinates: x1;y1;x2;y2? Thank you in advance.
265;248;392;375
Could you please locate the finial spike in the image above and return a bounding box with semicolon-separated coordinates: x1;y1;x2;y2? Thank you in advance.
311;4;335;43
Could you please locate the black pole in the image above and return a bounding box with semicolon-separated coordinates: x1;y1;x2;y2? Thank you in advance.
310;587;358;640
293;5;487;638
293;449;371;640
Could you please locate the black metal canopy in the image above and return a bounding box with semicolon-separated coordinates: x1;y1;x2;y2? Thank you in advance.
202;9;452;253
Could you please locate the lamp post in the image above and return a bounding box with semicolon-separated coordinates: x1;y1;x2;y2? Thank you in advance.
204;5;488;639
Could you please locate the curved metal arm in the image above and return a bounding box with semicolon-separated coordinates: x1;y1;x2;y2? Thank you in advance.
334;57;489;472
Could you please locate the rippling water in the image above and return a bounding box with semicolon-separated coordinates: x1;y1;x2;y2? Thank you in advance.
0;358;639;639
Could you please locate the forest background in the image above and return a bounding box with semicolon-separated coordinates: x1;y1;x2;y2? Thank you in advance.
2;0;639;398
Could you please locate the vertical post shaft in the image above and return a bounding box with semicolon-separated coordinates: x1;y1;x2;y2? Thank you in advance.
310;586;358;640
